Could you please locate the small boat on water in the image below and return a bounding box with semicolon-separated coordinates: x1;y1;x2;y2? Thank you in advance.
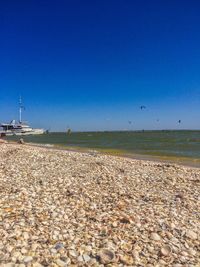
0;98;45;137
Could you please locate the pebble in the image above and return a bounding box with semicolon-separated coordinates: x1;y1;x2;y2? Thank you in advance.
54;242;64;250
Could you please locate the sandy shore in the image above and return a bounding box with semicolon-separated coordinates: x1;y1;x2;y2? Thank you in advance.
0;142;199;266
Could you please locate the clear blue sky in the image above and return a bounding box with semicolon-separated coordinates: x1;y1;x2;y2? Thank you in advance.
1;0;200;131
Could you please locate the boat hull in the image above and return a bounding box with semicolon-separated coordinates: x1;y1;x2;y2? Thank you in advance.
0;129;45;137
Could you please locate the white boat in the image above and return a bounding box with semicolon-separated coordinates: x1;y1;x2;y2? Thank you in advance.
0;98;45;137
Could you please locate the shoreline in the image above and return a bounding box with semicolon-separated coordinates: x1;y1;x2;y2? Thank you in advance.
8;140;200;169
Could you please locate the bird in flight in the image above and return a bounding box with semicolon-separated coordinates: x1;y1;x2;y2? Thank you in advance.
128;121;132;124
140;105;146;110
178;120;181;123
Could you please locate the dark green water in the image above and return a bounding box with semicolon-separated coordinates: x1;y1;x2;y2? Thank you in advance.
6;131;200;160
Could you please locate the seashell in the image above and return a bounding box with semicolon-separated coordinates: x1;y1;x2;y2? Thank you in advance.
159;259;167;265
77;255;84;262
56;259;67;267
12;251;22;259
100;227;108;236
112;221;118;228
98;249;116;264
32;263;44;267
150;232;161;241
147;246;154;253
0;138;200;265
188;248;196;256
22;232;29;240
117;200;127;210
120;242;132;252
186;230;197;240
2;263;15;267
31;243;38;251
120;254;134;265
6;245;13;253
83;254;91;262
181;251;188;257
68;250;78;258
161;245;172;256
4;208;13;212
23;256;33;263
21;247;28;254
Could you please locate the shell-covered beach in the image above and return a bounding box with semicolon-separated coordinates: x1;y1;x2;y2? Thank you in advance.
0;142;199;266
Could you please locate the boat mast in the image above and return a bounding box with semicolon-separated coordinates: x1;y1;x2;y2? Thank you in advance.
19;96;22;123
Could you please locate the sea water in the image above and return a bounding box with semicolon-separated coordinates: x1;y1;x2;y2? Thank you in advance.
6;130;200;161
